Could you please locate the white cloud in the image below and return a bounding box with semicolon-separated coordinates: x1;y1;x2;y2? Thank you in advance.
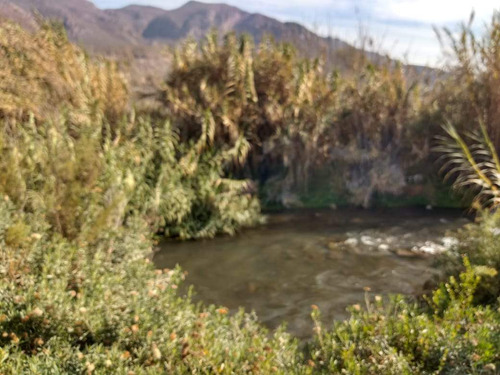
378;0;495;24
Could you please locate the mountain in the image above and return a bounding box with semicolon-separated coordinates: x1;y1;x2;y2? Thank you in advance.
0;0;351;58
0;0;141;51
3;0;428;90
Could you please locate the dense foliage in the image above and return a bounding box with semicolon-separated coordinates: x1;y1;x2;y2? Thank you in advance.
308;257;499;374
0;200;301;374
151;10;500;209
157;33;424;208
0;22;127;127
441;211;500;305
433;11;500;148
0;22;261;241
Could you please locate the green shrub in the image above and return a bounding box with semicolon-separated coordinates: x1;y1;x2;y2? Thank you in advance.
307;257;500;374
439;212;500;304
0;116;261;241
0;201;300;374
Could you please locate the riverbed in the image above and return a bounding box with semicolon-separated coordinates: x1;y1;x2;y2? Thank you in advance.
155;208;469;339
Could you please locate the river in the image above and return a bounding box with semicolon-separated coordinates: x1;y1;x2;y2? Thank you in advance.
155;208;469;339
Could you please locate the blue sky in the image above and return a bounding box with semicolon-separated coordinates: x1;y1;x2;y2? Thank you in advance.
91;0;498;66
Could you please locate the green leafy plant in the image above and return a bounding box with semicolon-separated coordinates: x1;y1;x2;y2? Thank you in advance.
308;257;499;374
436;121;500;210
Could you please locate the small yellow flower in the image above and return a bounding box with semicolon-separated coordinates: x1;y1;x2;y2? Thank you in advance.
217;308;228;315
311;304;319;310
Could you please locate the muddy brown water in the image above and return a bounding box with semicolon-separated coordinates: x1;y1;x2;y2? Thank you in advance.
154;208;469;339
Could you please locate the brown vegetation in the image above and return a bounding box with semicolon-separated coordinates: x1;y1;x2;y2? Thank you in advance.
0;21;128;126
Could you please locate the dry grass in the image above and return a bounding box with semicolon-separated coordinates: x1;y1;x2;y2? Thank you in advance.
0;21;128;127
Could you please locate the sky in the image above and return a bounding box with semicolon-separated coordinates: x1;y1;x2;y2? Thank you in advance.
91;0;499;66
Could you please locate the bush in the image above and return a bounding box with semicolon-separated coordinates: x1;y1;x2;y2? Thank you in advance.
433;11;500;148
0;21;261;241
307;257;500;374
158;33;423;207
440;212;500;304
0;201;300;374
0;116;261;241
0;21;128;127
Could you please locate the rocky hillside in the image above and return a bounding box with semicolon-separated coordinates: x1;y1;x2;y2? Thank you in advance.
0;0;350;58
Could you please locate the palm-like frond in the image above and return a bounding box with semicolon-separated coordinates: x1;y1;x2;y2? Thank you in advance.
436;121;500;209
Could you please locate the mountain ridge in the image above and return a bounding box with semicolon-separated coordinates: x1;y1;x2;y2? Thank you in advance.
0;0;352;58
1;0;430;89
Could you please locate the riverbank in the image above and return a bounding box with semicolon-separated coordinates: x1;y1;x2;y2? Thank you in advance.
1;199;499;373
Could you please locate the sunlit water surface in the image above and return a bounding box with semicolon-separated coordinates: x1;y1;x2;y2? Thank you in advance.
155;208;469;339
